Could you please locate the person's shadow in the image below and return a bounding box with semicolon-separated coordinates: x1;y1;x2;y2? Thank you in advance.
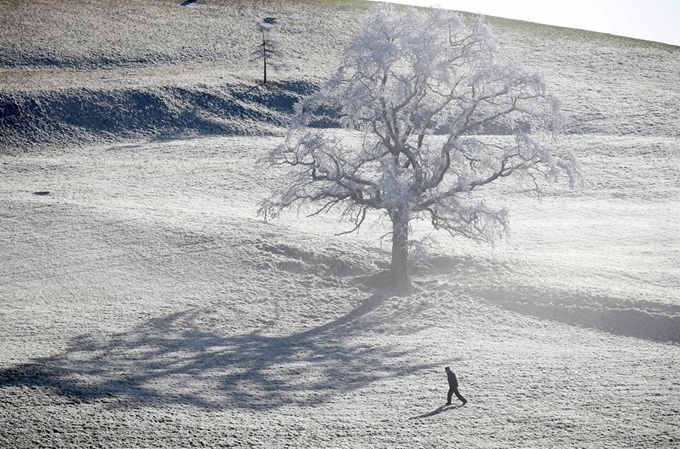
409;403;463;420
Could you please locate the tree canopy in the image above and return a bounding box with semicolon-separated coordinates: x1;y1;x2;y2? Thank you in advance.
261;5;581;288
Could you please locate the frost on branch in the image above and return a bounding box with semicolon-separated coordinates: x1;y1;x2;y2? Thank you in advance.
260;5;582;288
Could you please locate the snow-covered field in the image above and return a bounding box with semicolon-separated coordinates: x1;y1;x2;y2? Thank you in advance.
1;1;679;447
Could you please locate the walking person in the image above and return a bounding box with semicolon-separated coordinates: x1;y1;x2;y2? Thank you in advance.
445;366;467;406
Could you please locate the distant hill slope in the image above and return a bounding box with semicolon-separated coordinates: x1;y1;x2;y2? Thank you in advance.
1;0;678;152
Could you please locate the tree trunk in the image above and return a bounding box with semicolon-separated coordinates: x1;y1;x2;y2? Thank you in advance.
263;55;267;84
263;47;268;84
390;208;411;289
262;32;268;84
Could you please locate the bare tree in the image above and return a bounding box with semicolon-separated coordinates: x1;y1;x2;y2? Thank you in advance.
261;5;581;288
251;17;284;84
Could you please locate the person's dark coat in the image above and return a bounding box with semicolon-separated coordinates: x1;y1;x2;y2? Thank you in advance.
447;369;458;388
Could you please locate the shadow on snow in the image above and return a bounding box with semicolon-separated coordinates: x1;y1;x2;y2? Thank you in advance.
425;255;680;344
409;403;463;420
0;294;433;410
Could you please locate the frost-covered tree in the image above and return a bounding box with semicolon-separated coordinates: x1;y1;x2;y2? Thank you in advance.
261;5;581;288
251;17;284;84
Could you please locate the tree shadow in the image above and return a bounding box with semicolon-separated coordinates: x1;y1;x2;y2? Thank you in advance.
0;294;434;410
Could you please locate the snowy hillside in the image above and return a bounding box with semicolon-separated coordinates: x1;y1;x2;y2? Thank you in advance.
1;0;678;151
0;0;365;151
1;1;679;447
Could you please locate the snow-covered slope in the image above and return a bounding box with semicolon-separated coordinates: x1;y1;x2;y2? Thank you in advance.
0;0;364;151
2;0;679;151
1;1;679;447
